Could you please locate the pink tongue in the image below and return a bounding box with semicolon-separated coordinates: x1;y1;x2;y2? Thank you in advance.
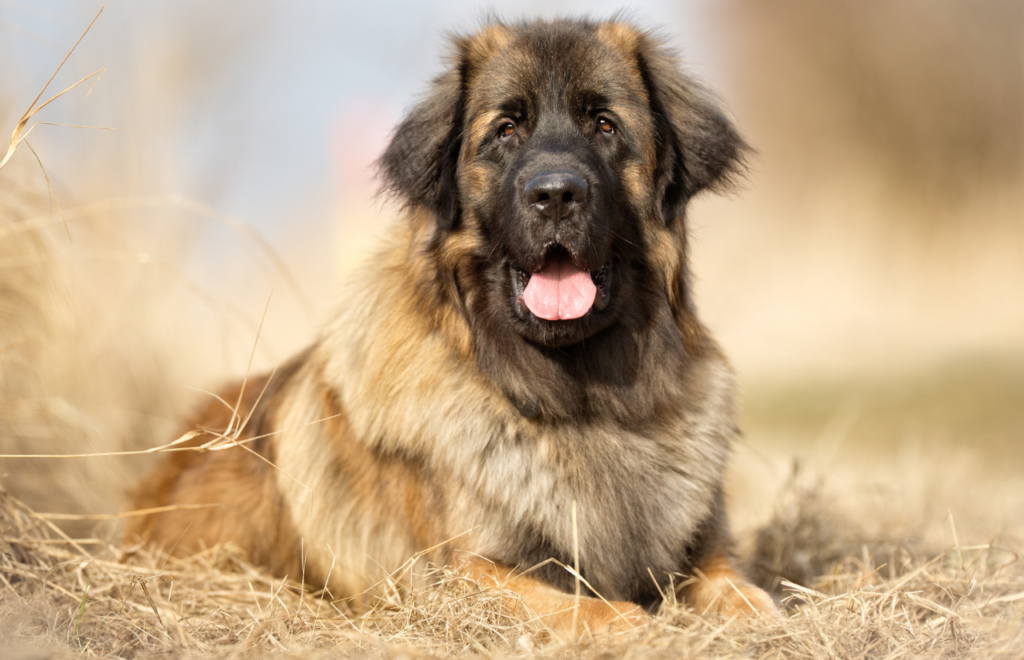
522;254;597;321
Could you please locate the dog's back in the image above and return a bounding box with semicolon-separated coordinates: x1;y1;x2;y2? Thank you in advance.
126;370;302;578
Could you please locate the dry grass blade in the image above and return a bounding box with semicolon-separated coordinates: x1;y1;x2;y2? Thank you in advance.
32;121;131;132
23;140;70;241
146;430;204;453
571;499;581;639
229;291;275;440
35;503;226;521
0;5;106;172
0;414;342;459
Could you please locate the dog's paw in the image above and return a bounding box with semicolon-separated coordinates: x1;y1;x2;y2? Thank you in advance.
574;598;652;635
707;581;780;619
683;552;782;620
688;577;781;619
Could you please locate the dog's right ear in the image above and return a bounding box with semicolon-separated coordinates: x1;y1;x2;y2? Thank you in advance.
378;54;467;231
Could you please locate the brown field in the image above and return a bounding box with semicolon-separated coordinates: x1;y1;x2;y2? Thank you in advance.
2;1;1023;658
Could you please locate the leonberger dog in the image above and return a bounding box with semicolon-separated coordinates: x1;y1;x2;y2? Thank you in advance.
126;17;777;634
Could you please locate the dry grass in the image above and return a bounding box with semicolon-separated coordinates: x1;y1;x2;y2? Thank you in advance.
1;472;1022;659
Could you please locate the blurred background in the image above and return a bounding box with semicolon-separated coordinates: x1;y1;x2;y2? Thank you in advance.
1;0;1021;547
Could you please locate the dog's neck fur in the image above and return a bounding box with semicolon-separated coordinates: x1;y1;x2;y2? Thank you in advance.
319;212;734;433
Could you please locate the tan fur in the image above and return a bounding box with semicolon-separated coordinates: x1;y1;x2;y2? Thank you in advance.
685;552;781;618
126;375;303;579
462;24;513;69
127;18;777;637
460;555;651;635
596;21;642;60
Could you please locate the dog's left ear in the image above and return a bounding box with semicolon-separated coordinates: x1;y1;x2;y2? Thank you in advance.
634;35;749;225
378;58;466;230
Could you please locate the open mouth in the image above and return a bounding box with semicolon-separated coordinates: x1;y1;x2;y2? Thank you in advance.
512;246;611;321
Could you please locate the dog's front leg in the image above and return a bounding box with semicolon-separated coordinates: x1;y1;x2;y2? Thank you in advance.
460;555;650;637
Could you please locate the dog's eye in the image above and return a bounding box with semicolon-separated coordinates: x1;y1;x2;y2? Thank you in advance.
498;122;516;138
597;117;615;134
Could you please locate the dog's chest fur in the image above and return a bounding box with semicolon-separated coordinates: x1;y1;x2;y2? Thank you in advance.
457;412;732;602
298;261;736;603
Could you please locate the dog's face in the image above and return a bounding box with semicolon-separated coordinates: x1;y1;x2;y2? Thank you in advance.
381;20;745;350
460;24;655;348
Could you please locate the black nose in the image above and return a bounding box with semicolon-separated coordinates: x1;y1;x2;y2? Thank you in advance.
524;172;588;222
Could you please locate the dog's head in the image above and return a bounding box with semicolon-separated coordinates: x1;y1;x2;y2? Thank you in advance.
380;19;745;350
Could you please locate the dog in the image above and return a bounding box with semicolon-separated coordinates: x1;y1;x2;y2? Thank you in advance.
126;17;777;634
